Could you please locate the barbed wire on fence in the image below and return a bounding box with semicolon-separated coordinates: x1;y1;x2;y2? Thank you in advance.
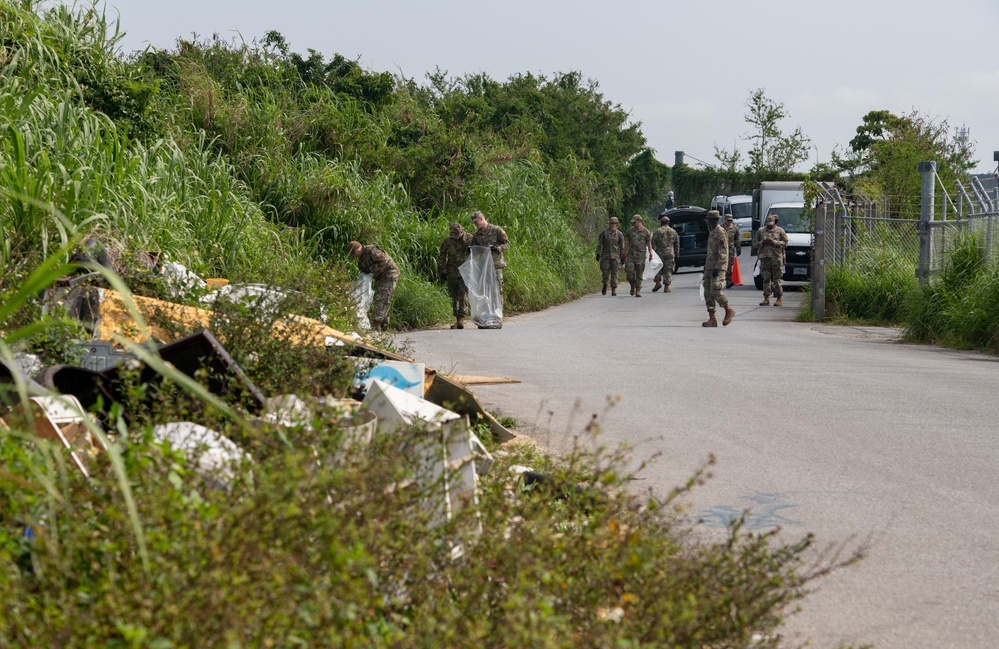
811;172;999;318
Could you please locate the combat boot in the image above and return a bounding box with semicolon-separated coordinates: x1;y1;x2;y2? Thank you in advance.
652;280;662;292
702;312;718;327
759;296;770;306
630;283;636;296
601;282;608;295
726;280;734;288
611;286;617;296
664;285;671;293
634;284;642;297
722;306;735;326
774;296;783;307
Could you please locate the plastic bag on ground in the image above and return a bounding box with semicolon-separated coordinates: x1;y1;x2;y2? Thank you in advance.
643;249;664;280
459;246;503;329
353;273;373;330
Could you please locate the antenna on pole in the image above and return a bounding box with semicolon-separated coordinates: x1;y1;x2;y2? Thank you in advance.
955;124;970;149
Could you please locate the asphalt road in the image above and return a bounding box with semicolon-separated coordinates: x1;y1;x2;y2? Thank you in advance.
395;251;999;649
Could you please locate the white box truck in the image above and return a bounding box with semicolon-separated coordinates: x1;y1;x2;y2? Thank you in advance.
750;181;819;289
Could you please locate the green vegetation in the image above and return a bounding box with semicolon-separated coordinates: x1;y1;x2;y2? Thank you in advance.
0;4;882;646
824;228;919;324
816;229;999;354
1;0;679;330
713;88;811;175
905;233;999;352
835;109;974;219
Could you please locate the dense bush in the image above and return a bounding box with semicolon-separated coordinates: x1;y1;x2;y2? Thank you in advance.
0;412;860;648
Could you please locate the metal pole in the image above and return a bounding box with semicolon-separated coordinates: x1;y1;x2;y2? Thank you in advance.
917;161;937;283
813;202;827;319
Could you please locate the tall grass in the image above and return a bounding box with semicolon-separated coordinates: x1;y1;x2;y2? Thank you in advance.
904;233;999;352
825;229;918;324
467;160;599;311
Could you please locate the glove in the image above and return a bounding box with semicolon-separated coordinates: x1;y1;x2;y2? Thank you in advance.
596;253;601;262
489;244;499;252
712;268;720;278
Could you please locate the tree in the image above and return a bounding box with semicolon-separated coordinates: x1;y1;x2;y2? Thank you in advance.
742;88;811;174
713;143;743;172
837;109;975;217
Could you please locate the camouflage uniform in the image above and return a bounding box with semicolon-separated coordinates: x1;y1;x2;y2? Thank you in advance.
438;225;473;326
357;245;400;328
753;216;788;305
595;220;625;295
702;212;735;327
470;222;510;293
651;220;679;292
624;218;652;296
723;216;742;287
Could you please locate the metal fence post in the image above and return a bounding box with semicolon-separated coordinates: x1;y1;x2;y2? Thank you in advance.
917;161;937;283
813;202;827;319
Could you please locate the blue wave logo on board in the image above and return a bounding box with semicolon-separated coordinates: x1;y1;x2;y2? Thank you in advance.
356;365;422;391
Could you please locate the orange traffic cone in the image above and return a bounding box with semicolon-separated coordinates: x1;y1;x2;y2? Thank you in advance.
732;256;743;285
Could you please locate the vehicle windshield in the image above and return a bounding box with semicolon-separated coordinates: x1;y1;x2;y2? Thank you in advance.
730;202;752;218
768;207;810;233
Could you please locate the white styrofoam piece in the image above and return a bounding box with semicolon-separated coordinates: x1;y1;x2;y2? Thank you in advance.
362;379;460;431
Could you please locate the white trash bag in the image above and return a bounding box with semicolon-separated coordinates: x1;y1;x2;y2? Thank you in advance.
698;273;705;302
459;246;503;329
353;273;374;330
643;249;664;280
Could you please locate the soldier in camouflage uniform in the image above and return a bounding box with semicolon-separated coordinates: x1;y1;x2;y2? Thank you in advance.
470;209;510;299
349;240;400;331
595;216;625;295
723;213;742;288
752;213;789;306
702;211;735;327
623;214;652;297
438;222;473;329
651;214;679;293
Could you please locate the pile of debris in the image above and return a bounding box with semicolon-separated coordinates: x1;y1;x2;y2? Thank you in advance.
2;258;515;538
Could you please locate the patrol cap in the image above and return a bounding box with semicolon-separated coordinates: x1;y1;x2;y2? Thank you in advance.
449;221;462;233
348;240;362;254
659;214;670;224
706;210;721;221
471;210;485;223
724;213;733;222
766;214;778;224
609;216;619;224
631;214;643;223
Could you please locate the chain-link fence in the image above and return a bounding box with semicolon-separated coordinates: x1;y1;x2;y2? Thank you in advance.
811;170;999;318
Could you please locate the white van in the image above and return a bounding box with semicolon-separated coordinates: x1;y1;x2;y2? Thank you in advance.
709;194;753;244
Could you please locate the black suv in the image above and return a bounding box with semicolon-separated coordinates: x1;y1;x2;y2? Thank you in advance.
660;206;708;268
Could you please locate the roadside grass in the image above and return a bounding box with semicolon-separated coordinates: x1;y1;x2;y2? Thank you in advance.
904;233;999;352
823;233;918;325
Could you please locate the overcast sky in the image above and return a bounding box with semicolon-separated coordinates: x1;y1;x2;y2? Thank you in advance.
101;0;999;174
